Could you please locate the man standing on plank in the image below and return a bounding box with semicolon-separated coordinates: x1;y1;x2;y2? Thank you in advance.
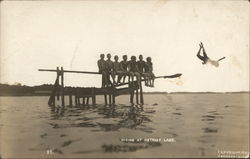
145;57;155;87
97;54;107;87
105;53;115;86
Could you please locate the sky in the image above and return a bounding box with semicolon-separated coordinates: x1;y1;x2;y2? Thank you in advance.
0;0;249;92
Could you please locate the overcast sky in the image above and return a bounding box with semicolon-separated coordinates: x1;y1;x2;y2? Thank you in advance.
0;0;249;92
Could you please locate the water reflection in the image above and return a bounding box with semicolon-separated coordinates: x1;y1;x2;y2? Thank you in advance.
201;110;223;134
101;142;162;153
197;109;224;156
48;104;153;133
47;104;158;154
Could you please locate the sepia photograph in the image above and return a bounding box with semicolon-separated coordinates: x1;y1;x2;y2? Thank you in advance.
0;0;249;158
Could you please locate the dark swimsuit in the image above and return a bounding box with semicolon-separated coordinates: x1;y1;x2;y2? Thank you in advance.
197;50;209;64
136;61;146;74
129;62;138;72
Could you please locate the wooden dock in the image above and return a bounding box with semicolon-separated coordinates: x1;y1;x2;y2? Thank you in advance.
39;67;144;106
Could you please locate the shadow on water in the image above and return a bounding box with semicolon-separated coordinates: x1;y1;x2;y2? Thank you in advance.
198;109;224;157
200;110;223;133
101;142;162;153
72;142;162;154
48;104;153;133
47;104;159;154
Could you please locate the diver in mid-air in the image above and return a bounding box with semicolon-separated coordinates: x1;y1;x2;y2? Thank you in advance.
197;42;225;67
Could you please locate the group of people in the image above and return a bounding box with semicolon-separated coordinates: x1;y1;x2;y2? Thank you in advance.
97;54;155;88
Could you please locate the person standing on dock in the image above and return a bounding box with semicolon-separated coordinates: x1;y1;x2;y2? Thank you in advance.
128;56;141;85
97;54;107;87
112;55;125;84
120;55;129;83
145;57;155;87
105;53;115;86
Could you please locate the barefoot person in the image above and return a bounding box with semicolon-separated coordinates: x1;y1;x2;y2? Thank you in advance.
145;57;155;87
97;54;107;87
120;55;129;83
197;42;226;67
128;56;141;85
105;53;115;86
112;55;125;84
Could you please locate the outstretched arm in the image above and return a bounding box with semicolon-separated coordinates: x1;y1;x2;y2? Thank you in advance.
217;57;226;62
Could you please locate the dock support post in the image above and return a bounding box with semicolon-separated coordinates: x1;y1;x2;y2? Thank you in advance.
75;88;78;106
48;72;59;106
139;78;144;104
130;83;134;104
69;88;72;106
77;96;80;106
93;96;96;105
56;67;60;101
91;88;96;105
86;97;89;105
136;86;139;104
109;92;112;105
104;93;107;105
83;97;85;106
112;87;115;104
60;67;65;106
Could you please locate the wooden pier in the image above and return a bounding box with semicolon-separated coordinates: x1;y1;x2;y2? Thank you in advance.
39;67;144;106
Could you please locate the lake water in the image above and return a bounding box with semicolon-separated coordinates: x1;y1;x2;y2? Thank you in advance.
0;93;249;158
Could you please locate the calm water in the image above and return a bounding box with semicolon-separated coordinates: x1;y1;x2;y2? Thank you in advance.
0;93;249;158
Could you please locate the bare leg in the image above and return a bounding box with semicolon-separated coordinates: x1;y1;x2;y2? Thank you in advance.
197;46;204;61
202;47;208;59
135;72;141;85
131;73;134;85
111;72;116;85
101;71;107;88
122;73;127;83
117;74;122;83
151;74;155;87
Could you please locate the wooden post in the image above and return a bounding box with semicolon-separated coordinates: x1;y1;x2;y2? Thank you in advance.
75;88;78;106
135;82;139;104
86;97;89;105
139;78;144;104
61;67;65;106
83;97;85;106
112;87;115;104
109;91;112;105
77;88;81;106
93;96;96;105
56;67;60;101
48;73;59;106
69;88;72;106
52;95;55;106
104;92;107;105
130;83;134;104
112;94;115;104
91;88;96;105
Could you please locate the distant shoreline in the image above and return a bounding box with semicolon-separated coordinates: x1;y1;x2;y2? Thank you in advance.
144;91;250;94
0;83;248;96
0;92;249;97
